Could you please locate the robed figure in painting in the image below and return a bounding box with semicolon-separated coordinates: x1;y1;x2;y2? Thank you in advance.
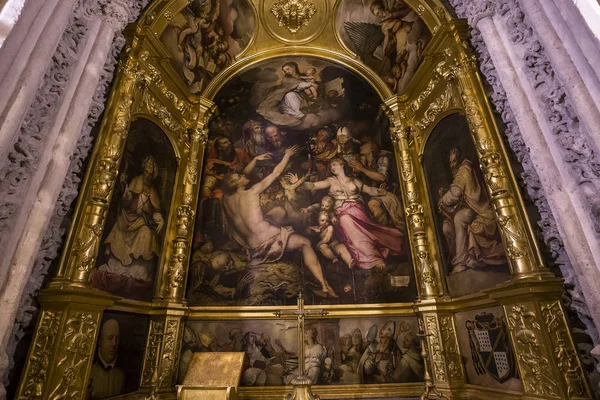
289;158;405;270
438;148;506;273
92;156;164;299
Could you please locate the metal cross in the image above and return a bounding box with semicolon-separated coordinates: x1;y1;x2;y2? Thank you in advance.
274;292;328;376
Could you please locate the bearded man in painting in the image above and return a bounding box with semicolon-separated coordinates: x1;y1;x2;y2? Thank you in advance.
221;145;337;297
438;148;506;274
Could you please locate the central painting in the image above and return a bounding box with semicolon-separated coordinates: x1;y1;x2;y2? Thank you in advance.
188;56;416;306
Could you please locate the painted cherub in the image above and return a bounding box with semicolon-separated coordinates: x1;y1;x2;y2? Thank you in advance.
309;211;354;269
301;194;335;216
300;66;320;100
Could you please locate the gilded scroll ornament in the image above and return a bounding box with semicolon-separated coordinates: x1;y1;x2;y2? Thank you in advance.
507;304;558;396
425;316;447;383
541;301;587;397
18;310;63;399
48;312;98;400
143;92;186;141
415;86;453;130
140;55;192;119
270;0;317;33
439;315;464;381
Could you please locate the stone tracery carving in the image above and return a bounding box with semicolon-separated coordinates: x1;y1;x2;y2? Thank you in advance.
449;0;599;373
4;0;151;386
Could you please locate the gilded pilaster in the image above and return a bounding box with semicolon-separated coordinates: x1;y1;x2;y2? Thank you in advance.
438;313;466;384
157;99;216;301
139;311;186;391
52;48;144;286
384;101;445;299
540;300;591;398
16;289;118;399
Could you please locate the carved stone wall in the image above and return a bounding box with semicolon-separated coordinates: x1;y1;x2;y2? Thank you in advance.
2;0;600;395
449;0;600;388
1;0;150;392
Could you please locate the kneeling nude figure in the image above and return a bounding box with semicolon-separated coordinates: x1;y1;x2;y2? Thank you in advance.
222;145;337;298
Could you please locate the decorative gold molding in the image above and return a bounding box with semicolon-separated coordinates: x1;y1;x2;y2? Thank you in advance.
439;314;465;382
506;304;559;397
540;300;590;398
17;310;63;399
270;0;317;33
424;315;448;384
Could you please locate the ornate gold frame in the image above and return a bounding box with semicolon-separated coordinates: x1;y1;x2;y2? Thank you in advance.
15;0;592;399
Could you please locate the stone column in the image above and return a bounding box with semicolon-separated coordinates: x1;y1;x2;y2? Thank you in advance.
0;1;132;397
0;0;78;164
449;0;600;338
517;0;600;155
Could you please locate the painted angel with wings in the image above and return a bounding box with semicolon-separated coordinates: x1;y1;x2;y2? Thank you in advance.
344;0;419;67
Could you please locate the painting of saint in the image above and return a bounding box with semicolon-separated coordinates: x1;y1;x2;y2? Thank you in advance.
336;0;431;94
180;317;422;386
160;0;256;94
92;119;177;301
423;114;510;296
188;56;416;306
87;313;149;399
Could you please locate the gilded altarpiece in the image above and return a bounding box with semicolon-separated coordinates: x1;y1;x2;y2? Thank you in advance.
15;0;592;399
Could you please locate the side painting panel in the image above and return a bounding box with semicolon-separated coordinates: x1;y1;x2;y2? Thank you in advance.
454;307;522;391
422;114;510;296
160;0;256;94
179;317;423;386
91;119;178;301
87;312;150;400
187;56;417;306
335;0;431;94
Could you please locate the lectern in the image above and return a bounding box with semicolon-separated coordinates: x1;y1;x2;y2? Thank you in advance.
177;352;245;400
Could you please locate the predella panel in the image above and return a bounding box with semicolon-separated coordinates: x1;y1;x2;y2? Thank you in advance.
160;0;256;94
336;0;431;94
188;56;416;306
87;312;150;400
91;119;177;301
422;114;510;296
179;317;423;386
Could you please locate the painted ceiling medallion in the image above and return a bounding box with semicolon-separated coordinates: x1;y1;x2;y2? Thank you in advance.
270;0;317;33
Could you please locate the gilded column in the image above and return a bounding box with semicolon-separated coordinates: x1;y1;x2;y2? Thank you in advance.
158;99;216;302
384;101;445;299
51;49;143;286
445;22;553;281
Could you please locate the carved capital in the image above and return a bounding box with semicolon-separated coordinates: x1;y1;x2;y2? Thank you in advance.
464;0;496;27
